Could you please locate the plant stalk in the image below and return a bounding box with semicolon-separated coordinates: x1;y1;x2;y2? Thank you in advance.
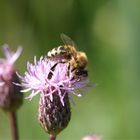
9;111;19;140
49;134;56;140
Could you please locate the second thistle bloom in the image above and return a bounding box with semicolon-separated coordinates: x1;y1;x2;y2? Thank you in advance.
0;45;23;111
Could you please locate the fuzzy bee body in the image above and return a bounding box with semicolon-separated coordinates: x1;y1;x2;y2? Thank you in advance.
47;45;77;62
47;34;88;79
47;46;67;58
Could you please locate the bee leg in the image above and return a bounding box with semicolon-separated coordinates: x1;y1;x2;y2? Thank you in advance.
67;63;71;77
47;63;58;79
71;68;76;72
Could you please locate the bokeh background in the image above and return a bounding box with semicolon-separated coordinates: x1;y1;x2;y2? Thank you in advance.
0;0;140;140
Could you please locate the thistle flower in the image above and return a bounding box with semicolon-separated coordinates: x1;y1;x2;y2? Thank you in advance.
0;44;23;111
17;56;89;136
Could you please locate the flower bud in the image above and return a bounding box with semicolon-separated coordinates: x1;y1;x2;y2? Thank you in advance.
38;92;71;135
82;134;102;140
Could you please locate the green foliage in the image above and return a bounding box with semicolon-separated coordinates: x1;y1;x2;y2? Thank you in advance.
0;0;140;139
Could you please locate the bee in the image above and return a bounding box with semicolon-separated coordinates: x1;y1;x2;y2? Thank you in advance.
47;34;88;78
47;34;77;62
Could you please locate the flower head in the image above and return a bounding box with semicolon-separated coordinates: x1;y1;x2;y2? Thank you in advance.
0;44;23;111
17;55;89;135
18;56;89;106
82;134;102;140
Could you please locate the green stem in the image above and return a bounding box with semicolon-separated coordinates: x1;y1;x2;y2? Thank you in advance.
9;111;19;140
49;135;56;140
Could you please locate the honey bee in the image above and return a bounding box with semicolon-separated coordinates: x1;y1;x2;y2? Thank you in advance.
47;34;88;78
47;34;77;62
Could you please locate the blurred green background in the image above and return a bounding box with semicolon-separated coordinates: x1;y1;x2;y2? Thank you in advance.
0;0;140;140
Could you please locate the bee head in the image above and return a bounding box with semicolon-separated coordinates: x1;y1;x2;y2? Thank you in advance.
75;69;88;77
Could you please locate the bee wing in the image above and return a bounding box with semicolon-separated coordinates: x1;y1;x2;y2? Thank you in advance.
60;33;76;46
